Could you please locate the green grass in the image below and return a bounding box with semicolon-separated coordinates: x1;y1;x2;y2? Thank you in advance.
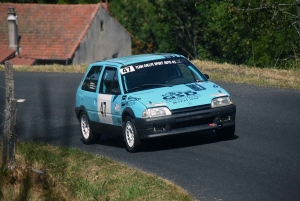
0;141;195;201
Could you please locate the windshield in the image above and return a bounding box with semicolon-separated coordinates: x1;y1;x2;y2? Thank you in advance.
120;58;207;93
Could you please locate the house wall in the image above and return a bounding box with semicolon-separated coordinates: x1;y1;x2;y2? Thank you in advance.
72;7;131;65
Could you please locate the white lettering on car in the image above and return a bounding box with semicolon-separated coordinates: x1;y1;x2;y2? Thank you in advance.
120;65;135;75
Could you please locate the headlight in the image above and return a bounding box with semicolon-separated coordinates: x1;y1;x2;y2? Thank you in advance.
211;96;232;108
142;107;171;118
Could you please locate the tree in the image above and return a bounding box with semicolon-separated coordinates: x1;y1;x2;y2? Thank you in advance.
161;0;206;60
233;0;300;67
110;0;173;54
200;0;300;68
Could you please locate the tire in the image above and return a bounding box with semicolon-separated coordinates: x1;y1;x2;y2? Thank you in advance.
123;116;141;152
215;125;235;139
80;112;99;144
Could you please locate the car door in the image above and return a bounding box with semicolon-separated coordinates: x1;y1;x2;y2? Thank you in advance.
81;65;103;122
98;66;122;126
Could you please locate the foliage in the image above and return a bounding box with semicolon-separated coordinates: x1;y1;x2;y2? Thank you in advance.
109;0;299;68
110;0;175;55
205;0;300;68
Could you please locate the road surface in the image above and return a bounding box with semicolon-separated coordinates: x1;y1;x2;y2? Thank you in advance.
1;71;300;201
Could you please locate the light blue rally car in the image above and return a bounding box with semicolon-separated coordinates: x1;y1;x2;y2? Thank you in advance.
75;53;236;152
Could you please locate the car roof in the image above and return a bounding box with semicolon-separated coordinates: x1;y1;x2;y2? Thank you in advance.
91;53;185;67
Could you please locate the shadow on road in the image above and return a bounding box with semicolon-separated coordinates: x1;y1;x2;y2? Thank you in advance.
86;131;239;152
141;131;239;152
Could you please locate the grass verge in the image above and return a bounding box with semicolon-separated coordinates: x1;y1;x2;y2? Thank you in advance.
194;60;300;90
0;141;195;201
1;61;299;90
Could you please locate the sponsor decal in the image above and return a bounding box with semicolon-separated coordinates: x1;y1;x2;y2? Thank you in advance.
121;96;140;107
115;104;120;112
185;83;206;91
128;96;141;101
213;85;219;88
127;102;136;106
134;60;178;70
162;91;200;104
121;59;181;74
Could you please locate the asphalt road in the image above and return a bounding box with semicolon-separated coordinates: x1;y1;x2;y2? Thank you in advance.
1;71;300;201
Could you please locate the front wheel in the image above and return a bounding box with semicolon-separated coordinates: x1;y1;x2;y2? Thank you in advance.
215;125;235;139
123;116;141;152
80;112;99;144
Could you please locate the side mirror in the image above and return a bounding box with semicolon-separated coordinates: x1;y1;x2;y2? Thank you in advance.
204;74;209;80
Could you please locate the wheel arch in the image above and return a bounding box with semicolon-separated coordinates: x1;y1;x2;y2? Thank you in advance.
122;107;136;124
76;105;89;120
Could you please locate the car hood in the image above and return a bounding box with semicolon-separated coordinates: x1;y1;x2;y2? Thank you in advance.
127;81;230;110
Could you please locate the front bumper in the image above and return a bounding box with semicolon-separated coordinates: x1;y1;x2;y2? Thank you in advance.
134;104;236;139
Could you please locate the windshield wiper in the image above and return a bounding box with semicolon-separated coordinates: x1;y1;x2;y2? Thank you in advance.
127;84;173;92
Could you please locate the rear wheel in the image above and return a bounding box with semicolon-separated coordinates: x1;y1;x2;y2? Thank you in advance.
80;112;99;144
123;116;141;152
215;125;235;139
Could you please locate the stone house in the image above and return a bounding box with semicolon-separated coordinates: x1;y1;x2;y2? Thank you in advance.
0;1;131;65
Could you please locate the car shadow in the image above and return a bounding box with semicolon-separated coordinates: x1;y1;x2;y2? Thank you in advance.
141;131;239;152
16;122;238;153
89;133;126;149
93;130;239;152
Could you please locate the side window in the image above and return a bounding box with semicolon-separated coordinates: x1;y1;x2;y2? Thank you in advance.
99;67;120;95
82;66;102;92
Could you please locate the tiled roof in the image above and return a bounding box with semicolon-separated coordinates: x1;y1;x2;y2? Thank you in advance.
0;45;15;63
0;3;101;60
10;56;36;65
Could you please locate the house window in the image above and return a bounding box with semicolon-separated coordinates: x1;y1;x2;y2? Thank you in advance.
100;20;104;31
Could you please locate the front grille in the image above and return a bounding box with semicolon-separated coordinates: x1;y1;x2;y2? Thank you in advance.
171;104;211;115
171;116;214;129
